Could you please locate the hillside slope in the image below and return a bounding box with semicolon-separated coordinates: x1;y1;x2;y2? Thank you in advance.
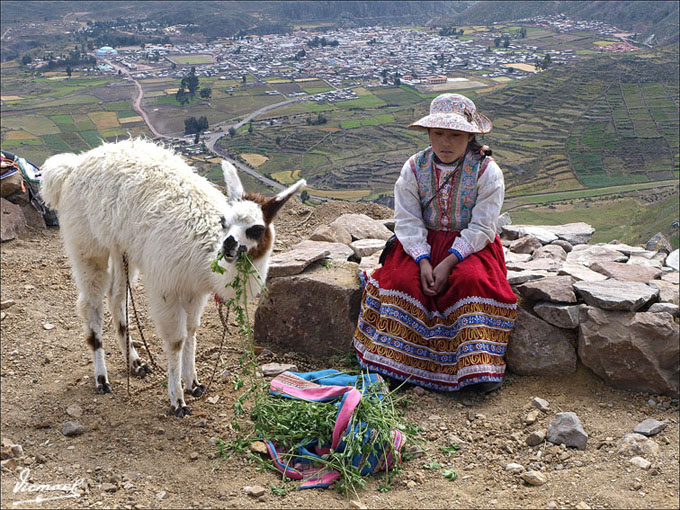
452;1;679;46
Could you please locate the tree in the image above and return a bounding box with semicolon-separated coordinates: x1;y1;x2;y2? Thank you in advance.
66;66;72;77
503;39;510;48
176;87;190;106
459;29;464;35
248;123;253;134
182;67;199;95
242;74;246;83
21;54;32;65
300;190;309;203
194;132;200;144
228;127;236;137
494;37;501;47
200;87;212;99
520;27;527;38
275;136;281;145
393;76;401;86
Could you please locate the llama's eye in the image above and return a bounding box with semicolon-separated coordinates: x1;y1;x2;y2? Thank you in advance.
246;225;266;240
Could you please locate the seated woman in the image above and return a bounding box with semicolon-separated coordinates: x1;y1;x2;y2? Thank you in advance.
353;93;517;393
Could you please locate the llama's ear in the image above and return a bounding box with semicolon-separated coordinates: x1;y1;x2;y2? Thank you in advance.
221;160;244;202
261;179;307;224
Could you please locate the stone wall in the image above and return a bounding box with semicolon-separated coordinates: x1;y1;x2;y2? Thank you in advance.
254;214;680;396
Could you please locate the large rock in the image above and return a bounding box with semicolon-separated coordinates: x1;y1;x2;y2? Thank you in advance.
349;239;385;258
557;261;608;282
516;276;576;303
546;223;595;245
1;198;27;242
616;433;660;458
502;225;557;244
550;239;573;253
0;172;30;205
532;244;567;261
309;223;352;245
506;308;577;376
647;280;679;305
573;280;658;311
645;233;673;253
566;245;628;267
268;245;331;278
633;418;668;437
504;250;532;264
503;223;594;245
294;240;354;261
254;261;362;357
666;249;679;271
546;412;588;450
329;214;393;241
605;242;650;256
506;270;549;286
506;258;563;273
578;306;679;395
533;302;580;329
509;235;542;254
20;203;46;230
590;261;661;283
627;254;664;269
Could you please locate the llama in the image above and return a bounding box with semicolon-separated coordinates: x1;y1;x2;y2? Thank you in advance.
40;138;305;417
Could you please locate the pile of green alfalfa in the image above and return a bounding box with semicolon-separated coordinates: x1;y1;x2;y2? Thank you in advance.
211;254;424;497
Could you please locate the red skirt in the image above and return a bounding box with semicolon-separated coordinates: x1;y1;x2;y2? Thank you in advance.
353;230;517;391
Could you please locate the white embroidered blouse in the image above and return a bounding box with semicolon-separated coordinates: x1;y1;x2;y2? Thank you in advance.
393;151;505;262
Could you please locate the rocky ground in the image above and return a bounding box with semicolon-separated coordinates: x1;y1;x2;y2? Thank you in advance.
1;199;678;509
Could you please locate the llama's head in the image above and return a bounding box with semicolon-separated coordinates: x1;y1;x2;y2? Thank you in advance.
217;161;305;266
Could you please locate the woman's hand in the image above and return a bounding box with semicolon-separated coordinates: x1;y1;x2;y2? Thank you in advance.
432;253;460;295
419;258;436;296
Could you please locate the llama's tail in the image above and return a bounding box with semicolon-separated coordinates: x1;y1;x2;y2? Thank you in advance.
40;152;80;210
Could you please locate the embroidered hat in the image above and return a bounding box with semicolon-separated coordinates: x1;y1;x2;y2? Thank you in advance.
408;93;492;134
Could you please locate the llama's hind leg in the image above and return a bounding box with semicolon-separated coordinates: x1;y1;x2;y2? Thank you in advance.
148;292;189;417
181;295;210;398
71;252;112;394
107;254;151;378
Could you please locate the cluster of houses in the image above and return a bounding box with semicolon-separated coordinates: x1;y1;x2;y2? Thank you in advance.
19;15;634;90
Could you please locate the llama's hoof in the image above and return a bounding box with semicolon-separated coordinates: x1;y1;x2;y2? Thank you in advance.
96;376;113;394
171;405;192;418
190;383;207;398
132;359;152;378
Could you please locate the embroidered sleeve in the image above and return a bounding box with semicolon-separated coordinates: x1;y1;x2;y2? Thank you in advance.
394;159;430;261
454;160;504;256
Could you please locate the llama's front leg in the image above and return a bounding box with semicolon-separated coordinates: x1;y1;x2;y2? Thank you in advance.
149;294;189;416
182;295;209;398
71;253;112;394
107;255;151;378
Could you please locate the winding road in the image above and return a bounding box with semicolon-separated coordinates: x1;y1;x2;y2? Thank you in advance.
112;64;317;193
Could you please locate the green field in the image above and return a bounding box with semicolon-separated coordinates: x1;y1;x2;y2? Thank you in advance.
0;69;149;164
170;54;214;65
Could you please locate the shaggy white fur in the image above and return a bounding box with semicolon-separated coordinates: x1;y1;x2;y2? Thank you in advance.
41;138;305;416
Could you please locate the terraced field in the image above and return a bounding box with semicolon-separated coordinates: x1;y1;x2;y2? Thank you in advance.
0;68;148;165
217;47;678;203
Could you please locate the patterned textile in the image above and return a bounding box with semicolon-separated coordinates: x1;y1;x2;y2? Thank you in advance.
265;370;406;489
410;146;489;233
408;93;492;134
353;230;517;391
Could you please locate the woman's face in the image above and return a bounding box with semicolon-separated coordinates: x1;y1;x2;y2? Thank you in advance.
428;129;473;164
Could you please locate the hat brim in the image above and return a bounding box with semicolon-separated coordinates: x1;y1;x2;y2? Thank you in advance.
408;112;492;134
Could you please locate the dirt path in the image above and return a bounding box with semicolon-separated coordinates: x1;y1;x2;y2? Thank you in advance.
1;201;678;509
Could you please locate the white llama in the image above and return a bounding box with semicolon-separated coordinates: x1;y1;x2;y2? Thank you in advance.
40;138;305;416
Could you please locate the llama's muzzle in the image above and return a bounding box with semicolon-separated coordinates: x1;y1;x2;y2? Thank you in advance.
221;235;247;262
